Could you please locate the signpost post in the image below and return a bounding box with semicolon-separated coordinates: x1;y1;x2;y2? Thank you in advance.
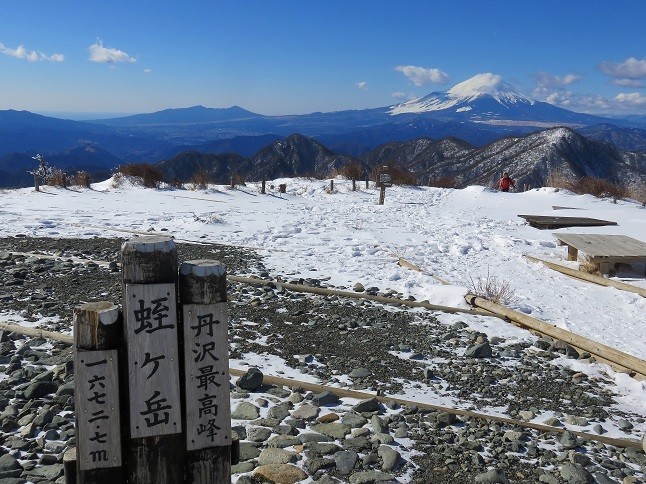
378;166;392;205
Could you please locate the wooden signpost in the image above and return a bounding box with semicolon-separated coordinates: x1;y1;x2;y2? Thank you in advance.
378;167;392;205
70;238;233;484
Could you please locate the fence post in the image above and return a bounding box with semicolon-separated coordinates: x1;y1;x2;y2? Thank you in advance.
121;236;184;483
179;260;231;483
34;174;40;192
365;178;369;189
261;180;266;194
73;301;124;483
330;179;334;192
352;179;356;191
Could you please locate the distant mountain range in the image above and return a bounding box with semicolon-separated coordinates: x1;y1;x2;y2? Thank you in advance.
1;73;645;189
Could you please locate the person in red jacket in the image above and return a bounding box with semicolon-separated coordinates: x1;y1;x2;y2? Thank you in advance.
498;172;515;192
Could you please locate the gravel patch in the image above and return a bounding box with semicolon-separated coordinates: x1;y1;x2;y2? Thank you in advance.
0;236;644;483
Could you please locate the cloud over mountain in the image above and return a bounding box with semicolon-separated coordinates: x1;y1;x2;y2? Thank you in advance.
89;40;136;64
395;65;449;87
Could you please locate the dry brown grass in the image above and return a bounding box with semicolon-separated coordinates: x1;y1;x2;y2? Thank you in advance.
117;163;164;188
546;168;627;199
428;175;458;188
71;171;92;188
190;168;212;190
467;270;516;304
46;169;67;187
334;162;364;180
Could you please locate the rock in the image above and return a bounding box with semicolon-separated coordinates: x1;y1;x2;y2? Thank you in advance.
267;402;290;420
559;462;593;483
312;391;340;406
246;426;273;443
236;367;263;391
564;415;589;426
0;454;22;472
617;419;633;431
310;422;350;440
267;435;300;448
342;412;368;428
23;381;58;399
349;367;372;379
239;442;261;461
254;463;308;484
465;342;493;358
353;397;381;413
257;448;297;465
378;445;400;471
474;468;510;483
290;404;319;421
560;431;579;450
317;412;340;423
231;402;260;420
353;283;365;292
334;450;359;475
371;415;388;434
348;470;395;483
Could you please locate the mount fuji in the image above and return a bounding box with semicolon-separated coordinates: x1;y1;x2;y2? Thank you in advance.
388;73;604;127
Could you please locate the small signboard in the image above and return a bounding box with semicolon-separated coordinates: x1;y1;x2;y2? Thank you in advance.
76;349;122;470
379;173;392;186
125;283;182;438
183;302;231;450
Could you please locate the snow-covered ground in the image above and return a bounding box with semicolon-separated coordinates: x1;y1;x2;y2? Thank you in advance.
1;177;645;432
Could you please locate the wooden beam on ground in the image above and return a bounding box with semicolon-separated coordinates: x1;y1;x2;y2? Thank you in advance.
464;295;646;379
226;275;497;318
525;255;646;297
228;368;642;450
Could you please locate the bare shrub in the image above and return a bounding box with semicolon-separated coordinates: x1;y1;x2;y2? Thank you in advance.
168;178;184;189
46;169;67;187
71;171;91;188
467;270;516;304
579;259;600;275
335;162;364;180
429;175;457;188
190;168;212;190
546;168;626;199
116;163;164;188
230;173;246;187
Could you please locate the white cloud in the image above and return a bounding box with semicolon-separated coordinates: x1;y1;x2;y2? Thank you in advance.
599;57;646;86
615;92;646;107
0;42;64;62
144;68;152;74
391;91;406;98
395;65;449;87
535;71;583;88
89;40;136;64
356;81;367;90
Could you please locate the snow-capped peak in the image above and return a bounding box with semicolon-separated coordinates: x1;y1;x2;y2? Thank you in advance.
389;73;533;115
447;73;528;104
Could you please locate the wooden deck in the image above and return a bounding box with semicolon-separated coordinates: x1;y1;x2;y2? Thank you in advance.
553;233;646;275
518;215;617;230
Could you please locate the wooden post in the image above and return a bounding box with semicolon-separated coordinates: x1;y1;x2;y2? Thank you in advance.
352;179;356;191
179;260;231;483
261;180;266;194
34;174;40;192
379;185;386;205
121;237;184;484
73;301;124;483
230;177;235;189
330;180;334;192
279;184;286;193
365;178;369;189
567;245;578;261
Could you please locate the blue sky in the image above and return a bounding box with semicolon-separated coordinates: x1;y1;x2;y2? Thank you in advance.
1;0;645;118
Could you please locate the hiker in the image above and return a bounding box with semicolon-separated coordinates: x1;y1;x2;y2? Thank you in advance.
498;172;515;192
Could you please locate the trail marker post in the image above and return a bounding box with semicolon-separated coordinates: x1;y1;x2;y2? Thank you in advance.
378;166;392;205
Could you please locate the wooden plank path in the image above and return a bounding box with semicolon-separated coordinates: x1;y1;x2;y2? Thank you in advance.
518;215;617;230
554;233;646;275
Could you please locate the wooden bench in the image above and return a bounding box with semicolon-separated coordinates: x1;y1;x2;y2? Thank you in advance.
553;233;646;276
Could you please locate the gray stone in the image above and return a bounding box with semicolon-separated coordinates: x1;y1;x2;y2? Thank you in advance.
246;426;273;442
298;433;334;444
334;450;358;475
352;397;381;413
560;431;579;449
378;445;400;471
257;448;297;465
267;435;300;448
23;464;64;481
313;391;340;406
349;368;372;379
231;461;256;474
564;415;589;426
239;442;261;461
559;462;593;483
267;403;290;421
236;367;263;391
348;470;395;483
0;453;21;472
231;401;260;420
474;469;510;483
310;422;350;439
342;412;368;428
465;342;493;358
23;381;58;399
303;442;341;455
371;415;387;434
290;404;319;421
